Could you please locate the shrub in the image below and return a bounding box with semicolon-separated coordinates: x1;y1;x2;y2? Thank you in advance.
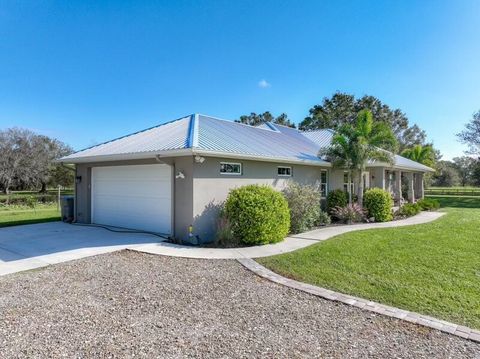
363;188;393;222
316;210;331;227
397;203;421;217
417;198;440;211
214;209;239;247
326;189;348;213
283;182;330;234
224;185;290;245
331;204;366;224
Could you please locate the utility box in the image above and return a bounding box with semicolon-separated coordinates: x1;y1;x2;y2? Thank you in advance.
61;195;74;223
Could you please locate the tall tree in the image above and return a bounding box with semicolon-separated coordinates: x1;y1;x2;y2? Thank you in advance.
401;144;435;168
431;161;460;187
320;110;397;206
0;128;73;194
457;110;480;155
236;111;296;128
452;156;476;187
300;92;426;152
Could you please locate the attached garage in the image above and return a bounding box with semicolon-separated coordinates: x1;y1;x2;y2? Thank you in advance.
91;164;173;235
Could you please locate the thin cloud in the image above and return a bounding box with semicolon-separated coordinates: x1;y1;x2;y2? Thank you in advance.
258;79;271;88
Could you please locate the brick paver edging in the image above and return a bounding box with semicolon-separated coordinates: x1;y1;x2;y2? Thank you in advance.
237;257;480;344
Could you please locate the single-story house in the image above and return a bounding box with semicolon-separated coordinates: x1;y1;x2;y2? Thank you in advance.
60;114;434;243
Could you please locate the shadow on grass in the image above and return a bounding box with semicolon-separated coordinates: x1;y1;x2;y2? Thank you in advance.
0;217;61;228
426;196;480;209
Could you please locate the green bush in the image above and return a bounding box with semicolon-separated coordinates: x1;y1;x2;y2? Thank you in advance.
417;198;440;211
397;203;421;217
363;188;393;222
317;210;331;227
224;185;290;245
282;182;330;234
326;189;348;213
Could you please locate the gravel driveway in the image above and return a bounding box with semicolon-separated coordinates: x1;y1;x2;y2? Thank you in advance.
0;251;478;358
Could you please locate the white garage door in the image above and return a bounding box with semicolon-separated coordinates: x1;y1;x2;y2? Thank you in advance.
91;164;172;234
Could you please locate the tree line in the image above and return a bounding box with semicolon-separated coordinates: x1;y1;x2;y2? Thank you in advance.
237;92;480;187
0;128;74;194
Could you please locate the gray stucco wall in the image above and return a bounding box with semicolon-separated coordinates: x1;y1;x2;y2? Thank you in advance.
74;156;332;244
74;157;194;241
191;157;328;242
73;155;402;244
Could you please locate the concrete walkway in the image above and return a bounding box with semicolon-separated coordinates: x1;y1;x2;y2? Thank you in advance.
132;211;445;259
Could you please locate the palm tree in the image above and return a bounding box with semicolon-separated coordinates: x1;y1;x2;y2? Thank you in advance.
401;144;435;168
320;110;397;206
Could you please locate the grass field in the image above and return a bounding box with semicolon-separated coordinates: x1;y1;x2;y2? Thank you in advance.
258;196;480;329
425;186;480;196
0;203;61;227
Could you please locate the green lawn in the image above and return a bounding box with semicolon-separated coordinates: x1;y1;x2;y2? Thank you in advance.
258;196;480;329
425;187;480;196
0;203;61;227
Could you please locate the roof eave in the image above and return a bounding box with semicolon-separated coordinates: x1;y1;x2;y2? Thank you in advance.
192;149;331;167
56;148;194;164
367;162;435;172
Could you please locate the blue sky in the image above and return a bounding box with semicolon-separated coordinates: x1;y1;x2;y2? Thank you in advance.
0;1;479;159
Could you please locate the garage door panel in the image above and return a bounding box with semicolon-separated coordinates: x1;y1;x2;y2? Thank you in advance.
91;164;172;234
93;182;171;198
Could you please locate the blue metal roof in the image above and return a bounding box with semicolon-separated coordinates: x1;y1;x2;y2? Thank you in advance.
61;113;433;171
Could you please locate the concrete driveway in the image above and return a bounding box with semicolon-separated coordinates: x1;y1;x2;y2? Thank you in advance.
0;221;163;276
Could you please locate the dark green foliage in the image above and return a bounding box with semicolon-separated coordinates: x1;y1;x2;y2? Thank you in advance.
363;188;393;222
235;111;296;128
326;189;348;213
224;185;290;245
300;92;427;152
397;203;421;217
416;198;440;211
457;110;480;155
283;182;330;234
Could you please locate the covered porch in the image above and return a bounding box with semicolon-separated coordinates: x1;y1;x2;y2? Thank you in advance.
368;167;425;206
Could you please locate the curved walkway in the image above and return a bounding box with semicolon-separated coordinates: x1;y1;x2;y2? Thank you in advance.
132;211;445;259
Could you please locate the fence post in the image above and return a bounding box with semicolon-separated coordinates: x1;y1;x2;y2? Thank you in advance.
57;185;61;212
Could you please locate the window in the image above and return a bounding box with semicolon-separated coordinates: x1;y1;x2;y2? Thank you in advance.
320;170;328;197
220;162;242;175
277;166;292;177
343;171;354;194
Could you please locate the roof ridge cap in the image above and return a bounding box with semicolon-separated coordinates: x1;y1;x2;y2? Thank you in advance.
187;114;199;148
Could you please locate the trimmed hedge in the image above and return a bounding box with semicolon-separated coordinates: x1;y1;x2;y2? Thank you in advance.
224;185;290;245
326;189;348;213
363;188;393;222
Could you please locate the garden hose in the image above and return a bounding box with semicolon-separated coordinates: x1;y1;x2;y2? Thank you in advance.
69;222;171;241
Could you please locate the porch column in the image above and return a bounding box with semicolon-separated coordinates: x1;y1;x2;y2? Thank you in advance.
406;172;415;203
395;170;402;204
417;173;424;199
376;168;386;190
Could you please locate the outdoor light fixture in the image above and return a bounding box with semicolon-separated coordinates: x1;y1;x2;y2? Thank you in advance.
175;171;185;179
75;176;82;184
195;155;205;163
